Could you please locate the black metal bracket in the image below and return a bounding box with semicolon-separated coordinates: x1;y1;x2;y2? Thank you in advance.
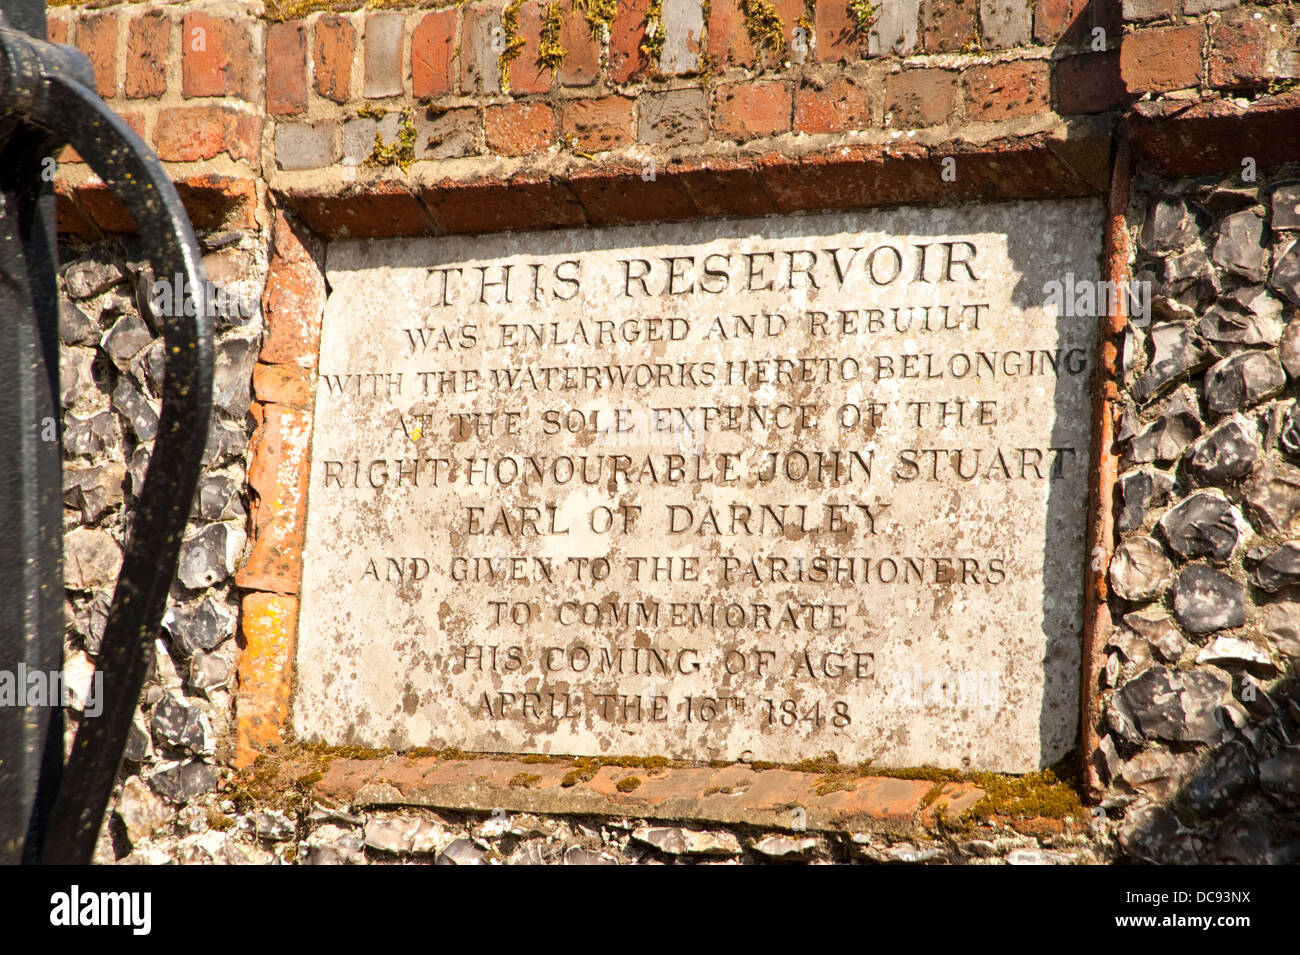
0;4;214;864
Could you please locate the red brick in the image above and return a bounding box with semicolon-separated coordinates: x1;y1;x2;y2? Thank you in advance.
1121;25;1203;93
253;363;314;409
815;0;867;63
1056;51;1127;113
669;157;776;217
47;14;69;45
125;13;168;99
562;96;636;152
173;173;258;230
609;0;652;83
485;101;557;155
1207;13;1268;89
183;12;255;100
1033;0;1090;46
424;175;588;232
258;211;325;367
962;60;1050;121
567;163;700;224
712;82;793;141
314;14;355;103
558;6;601;86
75;12;118;98
412;10;457;98
510;2;553;95
794;75;872;134
154;106;261;164
78;184;135;233
292;185;437;239
267;21;307;115
886;68;958;127
756;144;944;211
708;0;805;68
235;591;299;767
921;0;978;54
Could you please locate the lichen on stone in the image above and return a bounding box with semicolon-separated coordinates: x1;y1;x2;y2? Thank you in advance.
366;109;418;173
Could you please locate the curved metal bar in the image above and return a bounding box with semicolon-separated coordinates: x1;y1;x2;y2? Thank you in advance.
15;45;214;864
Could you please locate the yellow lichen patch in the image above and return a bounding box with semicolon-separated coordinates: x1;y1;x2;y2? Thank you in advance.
573;0;618;38
509;772;543;788
499;0;527;91
640;0;665;62
539;3;567;72
741;0;786;56
366;109;417;173
616;775;643;792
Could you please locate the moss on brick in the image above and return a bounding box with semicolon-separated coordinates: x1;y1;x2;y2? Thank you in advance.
538;2;567;72
741;0;786;56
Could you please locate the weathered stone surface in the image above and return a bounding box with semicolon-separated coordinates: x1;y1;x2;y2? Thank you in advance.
1195;635;1274;671
1109;536;1174;602
151;693;209;754
59;300;99;345
102;312;153;370
1212;210;1267;281
1157;491;1241;563
1279;318;1300;380
1112;664;1231;744
112;377;159;443
1199;288;1284;353
64;526;122;590
1118;747;1195;800
750;834;822;861
633;826;741;856
297;202;1101;772
189;651;230;691
1215;813;1300;864
149;760;220;802
1118;467;1174;532
1260;600;1300;659
1251;541;1300;592
1270;238;1300;306
1133;322;1208;404
64;259;126;299
164;595;237;655
116;775;174;846
1281;402;1300;458
1172;565;1246;634
63;463;126;523
1183;742;1254;817
1240;462;1300;537
1271;182;1300;230
1203;351;1285;415
1118;804;1200;865
1184;417;1258;487
177;523;245;590
435;837;488;865
1259;746;1300;801
1139;195;1200;254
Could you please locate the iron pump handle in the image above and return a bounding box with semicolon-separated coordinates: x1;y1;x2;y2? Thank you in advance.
0;10;214;864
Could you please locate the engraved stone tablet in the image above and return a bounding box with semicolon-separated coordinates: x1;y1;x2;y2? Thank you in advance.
295;199;1102;772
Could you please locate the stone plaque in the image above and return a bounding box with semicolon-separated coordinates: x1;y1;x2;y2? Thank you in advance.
295;199;1102;772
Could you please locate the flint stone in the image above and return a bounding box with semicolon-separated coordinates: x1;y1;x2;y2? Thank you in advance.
1184;417;1258;487
203;420;247;468
116;775;174;846
149;760;220;802
1200;287;1285;357
1183;742;1254;817
60;347;97;409
1259;746;1300;801
632;826;741;856
189;651;230;691
1140;195;1199;253
1126;390;1201;464
1118;747;1196;799
1260;600;1300;658
1204;351;1285;415
1133;322;1208;404
1271;181;1300;230
1172;565;1246;633
1093;733;1121;784
102;312;154;371
859;842;945;864
65;411;123;459
1272;238;1300;306
1006;848;1075;865
1118;805;1201;864
1196;635;1274;671
1281;402;1300;457
124;713;152;762
213;336;258;418
59;300;98;345
132;339;166;395
1112;664;1232;743
365;815;455;854
1242;461;1300;535
1215;813;1300;864
1107;628;1154;668
1108;536;1174;602
164;596;237;655
197;474;247;522
1251;541;1300;592
1212;210;1267;281
1158;491;1241;563
64;527;122;590
435;838;488;865
751;835;822;861
252;810;296;842
1118;468;1174;532
151;693;209;753
112;377;160;443
563;846;618;865
63;463;127;523
65;259;126;299
177;523;245;590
